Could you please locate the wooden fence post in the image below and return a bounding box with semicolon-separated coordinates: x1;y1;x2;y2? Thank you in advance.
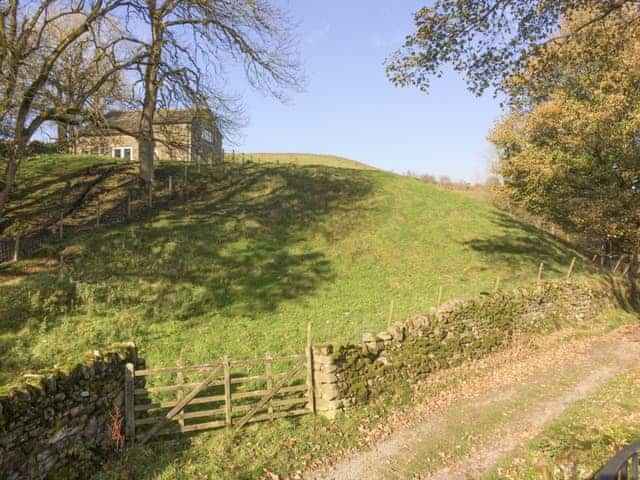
265;353;274;419
13;234;20;262
176;361;184;431
124;363;135;445
223;355;232;427
306;322;316;415
537;262;544;284
566;257;577;279
613;255;625;274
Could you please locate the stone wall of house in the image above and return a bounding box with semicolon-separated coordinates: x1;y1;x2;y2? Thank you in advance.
77;134;138;159
76;124;193;162
191;117;223;164
312;280;610;419
0;343;140;480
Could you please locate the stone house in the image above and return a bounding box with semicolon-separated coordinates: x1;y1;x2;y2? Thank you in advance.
76;109;223;163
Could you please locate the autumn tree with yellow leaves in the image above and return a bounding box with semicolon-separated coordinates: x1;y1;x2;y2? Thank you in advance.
490;8;640;254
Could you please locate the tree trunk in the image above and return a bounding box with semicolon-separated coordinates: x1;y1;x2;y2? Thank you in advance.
138;9;163;185
57;122;68;152
0;154;20;218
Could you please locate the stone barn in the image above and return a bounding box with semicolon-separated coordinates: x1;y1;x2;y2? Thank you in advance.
76;109;223;163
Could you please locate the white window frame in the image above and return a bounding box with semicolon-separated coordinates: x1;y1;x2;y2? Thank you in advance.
112;147;133;161
201;129;214;143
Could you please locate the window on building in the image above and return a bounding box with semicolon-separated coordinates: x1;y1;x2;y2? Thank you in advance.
202;129;214;143
113;147;133;161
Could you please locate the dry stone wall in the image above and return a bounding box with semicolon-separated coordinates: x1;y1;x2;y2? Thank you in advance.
0;343;139;480
312;280;609;419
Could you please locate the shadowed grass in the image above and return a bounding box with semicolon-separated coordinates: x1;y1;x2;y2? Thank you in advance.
0;154;590;392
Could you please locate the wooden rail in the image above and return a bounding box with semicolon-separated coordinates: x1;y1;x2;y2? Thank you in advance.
125;331;314;444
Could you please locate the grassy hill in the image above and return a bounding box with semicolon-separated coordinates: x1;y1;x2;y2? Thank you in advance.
225;152;376;170
0;153;586;392
0;152;602;478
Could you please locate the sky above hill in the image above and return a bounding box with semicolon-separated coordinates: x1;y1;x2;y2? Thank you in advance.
235;0;503;182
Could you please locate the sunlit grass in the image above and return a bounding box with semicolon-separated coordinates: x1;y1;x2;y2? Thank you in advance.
0;153;587;393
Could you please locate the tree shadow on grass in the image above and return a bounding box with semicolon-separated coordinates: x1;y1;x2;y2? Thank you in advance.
463;210;577;275
60;163;374;320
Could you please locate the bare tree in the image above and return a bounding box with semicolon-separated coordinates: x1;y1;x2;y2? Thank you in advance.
128;0;303;183
43;16;130;152
0;0;137;216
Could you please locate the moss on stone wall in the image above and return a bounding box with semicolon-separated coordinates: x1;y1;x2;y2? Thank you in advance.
328;280;609;408
0;343;138;480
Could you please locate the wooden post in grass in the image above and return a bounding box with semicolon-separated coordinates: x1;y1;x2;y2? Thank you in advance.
305;322;316;415
566;257;577;279
59;251;64;277
59;212;64;241
265;353;274;419
13;234;20;262
537;262;544;284
124;363;135;444
176;360;184;431
494;275;501;292
387;300;394;327
613;255;625;274
223;355;232;427
437;286;443;308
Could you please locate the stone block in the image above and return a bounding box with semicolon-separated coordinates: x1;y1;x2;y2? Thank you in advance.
313;355;334;366
318;383;340;401
377;332;393;342
314;371;337;384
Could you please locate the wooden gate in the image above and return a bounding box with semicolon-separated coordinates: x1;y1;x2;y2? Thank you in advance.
124;330;315;443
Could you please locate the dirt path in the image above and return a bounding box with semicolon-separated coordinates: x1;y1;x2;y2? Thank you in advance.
308;324;640;480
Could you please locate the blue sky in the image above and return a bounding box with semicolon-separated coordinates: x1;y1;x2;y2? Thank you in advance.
234;0;503;182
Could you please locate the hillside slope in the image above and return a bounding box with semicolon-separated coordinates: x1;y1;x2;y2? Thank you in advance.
0;153;584;389
226;152;376;170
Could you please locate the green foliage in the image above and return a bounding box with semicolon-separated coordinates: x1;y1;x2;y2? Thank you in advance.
386;1;637;95
491;9;640;254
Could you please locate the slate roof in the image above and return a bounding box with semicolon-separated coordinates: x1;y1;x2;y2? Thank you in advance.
80;109;209;136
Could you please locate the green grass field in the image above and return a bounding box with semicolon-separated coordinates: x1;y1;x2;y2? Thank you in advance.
0;152;605;478
0;153;587;392
225;152;376;170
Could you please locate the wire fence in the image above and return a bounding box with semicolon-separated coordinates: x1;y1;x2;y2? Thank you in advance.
0;162;224;265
